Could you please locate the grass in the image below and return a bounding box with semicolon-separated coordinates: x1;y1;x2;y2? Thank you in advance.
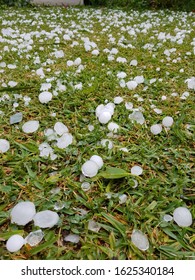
0;5;194;260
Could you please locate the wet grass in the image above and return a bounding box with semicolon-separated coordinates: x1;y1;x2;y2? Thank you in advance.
0;6;194;260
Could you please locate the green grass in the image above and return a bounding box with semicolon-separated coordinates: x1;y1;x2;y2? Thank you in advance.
0;6;194;260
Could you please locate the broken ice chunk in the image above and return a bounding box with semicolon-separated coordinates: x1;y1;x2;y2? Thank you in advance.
11;201;36;226
119;194;127;204
131;230;149;251
129;111;145;125
64;234;80;244
54;122;69;136
25;230;44;246
163;214;173;222
0;139;10;153
101;139;113;149
81;182;91;191
88;220;101;232
56;133;73;149
10;112;23;125
33;210;59;228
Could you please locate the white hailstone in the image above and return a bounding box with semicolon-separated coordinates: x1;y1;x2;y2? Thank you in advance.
117;72;127;79
162;116;174;127
134;75;144;84
126;80;138;90
40;83;51;91
8;64;16;69
8;81;18;87
163;214;173;222
54;122;69;136
98;111;112;124
132;179;138;188
22;120;39;134
74;57;82;66
36;68;45;77
54;50;64;58
44;128;57;141
88;220;101;232
101;139;113;149
33;210;59;228
119;147;129;153
131;230;149;251
153;108;162;114
67;60;74;67
63;34;71;41
108;55;114;61
74;83;82;90
90;155;104;169
56;133;73;149
180;91;189;100
0;139;10;153
38;91;52;104
64;234;80;244
131;165;143;176
119;194;127;204
125;102;133;110
150;124;162;135
81;182;91;191
25;230;44;246
129;111;145;125
88;124;94;131
11;201;36;226
130;59;138;66
114;96;123;104
105;103;115;115
81;160;99;178
161;95;167;101
186;77;195;90
110;48;118;54
119;79;126;88
91;49;99;56
6;235;25;253
108;122;119;133
173;207;192;227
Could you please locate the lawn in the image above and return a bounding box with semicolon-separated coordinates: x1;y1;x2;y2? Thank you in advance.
0;5;194;260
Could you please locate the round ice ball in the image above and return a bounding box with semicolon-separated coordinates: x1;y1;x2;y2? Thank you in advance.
131;165;143;176
162;116;174;127
81;160;99;178
98;111;112;124
22;120;39;134
6;234;25;252
150;124;162;135
11;201;36;226
173;207;192;227
33;210;59;228
90;155;104;169
0;139;10;153
131;230;149;251
38;91;52;104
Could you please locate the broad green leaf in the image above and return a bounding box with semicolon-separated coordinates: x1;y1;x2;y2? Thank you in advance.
14;141;38;153
98;166;130;179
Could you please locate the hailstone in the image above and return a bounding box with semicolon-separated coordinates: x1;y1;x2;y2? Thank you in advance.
173;207;192;227
6;235;25;252
11;201;36;226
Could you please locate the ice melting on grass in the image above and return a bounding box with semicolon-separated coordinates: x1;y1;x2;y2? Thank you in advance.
173;207;192;227
11;201;36;226
6;234;25;253
25;230;44;246
64;234;80;243
33;210;59;228
131;230;149;251
0;139;10;153
88;220;101;232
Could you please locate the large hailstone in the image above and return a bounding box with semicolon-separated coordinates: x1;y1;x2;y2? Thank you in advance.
90;155;104;169
38;91;52;104
54;122;69;136
162;116;174;127
81;160;99;178
22;120;39;134
150;124;162;135
56;133;73;149
6;234;25;252
11;201;36;226
0;139;10;153
173;207;192;227
131;230;149;251
33;210;59;228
